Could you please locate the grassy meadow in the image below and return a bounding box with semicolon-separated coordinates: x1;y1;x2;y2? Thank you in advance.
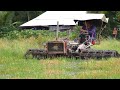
0;32;120;79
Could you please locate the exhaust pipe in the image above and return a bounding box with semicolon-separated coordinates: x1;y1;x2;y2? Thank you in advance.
56;21;59;40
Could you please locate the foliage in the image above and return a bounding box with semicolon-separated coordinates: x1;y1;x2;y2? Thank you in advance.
0;25;107;42
12;11;45;23
0;11;9;26
0;25;17;38
69;25;80;40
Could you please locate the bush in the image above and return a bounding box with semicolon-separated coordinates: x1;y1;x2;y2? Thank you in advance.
20;30;38;38
6;30;20;39
69;25;80;40
2;25;108;41
0;25;17;38
1;29;42;40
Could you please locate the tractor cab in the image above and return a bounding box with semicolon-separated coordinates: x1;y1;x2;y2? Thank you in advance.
74;14;109;45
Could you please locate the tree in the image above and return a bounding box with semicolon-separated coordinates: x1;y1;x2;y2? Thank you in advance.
5;11;15;26
12;11;45;23
0;11;9;26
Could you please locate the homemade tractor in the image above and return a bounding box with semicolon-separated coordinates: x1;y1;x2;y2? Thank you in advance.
24;19;120;60
24;34;120;60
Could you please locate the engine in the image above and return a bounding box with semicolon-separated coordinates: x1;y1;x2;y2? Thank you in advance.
46;40;67;55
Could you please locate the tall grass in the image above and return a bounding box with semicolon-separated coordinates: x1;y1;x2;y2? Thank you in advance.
0;33;120;79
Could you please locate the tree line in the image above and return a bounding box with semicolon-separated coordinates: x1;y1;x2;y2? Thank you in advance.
0;11;45;27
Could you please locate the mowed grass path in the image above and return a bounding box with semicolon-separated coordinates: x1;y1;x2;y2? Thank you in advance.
0;38;120;79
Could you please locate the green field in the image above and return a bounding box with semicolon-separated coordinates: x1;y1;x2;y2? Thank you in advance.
0;36;120;79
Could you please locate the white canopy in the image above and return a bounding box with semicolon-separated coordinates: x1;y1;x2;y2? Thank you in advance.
74;14;108;23
20;11;87;27
33;11;87;20
106;18;109;23
20;19;76;26
20;11;108;27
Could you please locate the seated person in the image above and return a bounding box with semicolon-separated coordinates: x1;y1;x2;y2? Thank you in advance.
79;20;96;45
79;23;88;44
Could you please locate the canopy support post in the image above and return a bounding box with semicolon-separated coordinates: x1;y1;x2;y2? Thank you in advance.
96;20;104;45
56;21;59;40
